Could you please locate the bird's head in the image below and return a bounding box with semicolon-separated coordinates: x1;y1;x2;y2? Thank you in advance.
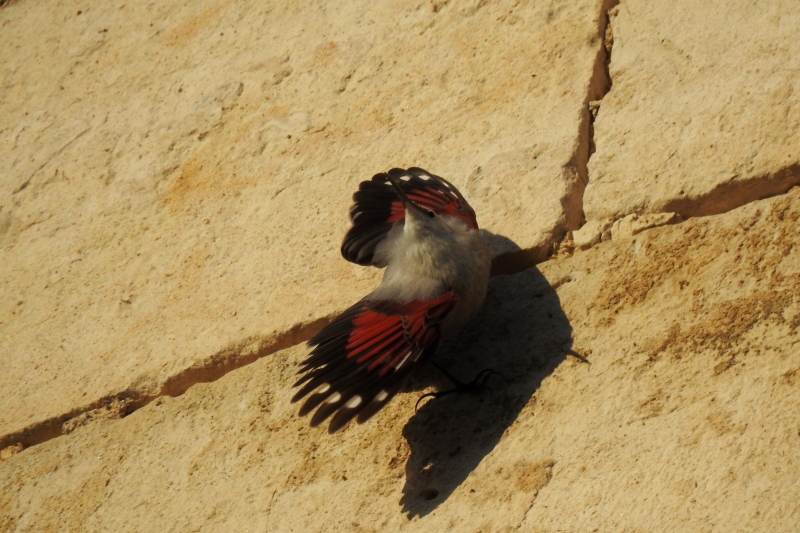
385;172;478;235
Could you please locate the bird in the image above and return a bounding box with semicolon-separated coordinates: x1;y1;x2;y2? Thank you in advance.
292;167;492;433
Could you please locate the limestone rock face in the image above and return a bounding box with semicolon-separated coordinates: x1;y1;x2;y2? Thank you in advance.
2;0;800;531
585;0;800;222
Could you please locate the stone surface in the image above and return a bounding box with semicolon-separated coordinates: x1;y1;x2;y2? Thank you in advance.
4;0;800;529
609;211;682;240
571;217;612;251
570;212;682;252
585;0;800;222
3;187;799;532
0;0;610;443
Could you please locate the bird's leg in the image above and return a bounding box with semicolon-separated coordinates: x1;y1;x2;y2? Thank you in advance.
415;361;504;411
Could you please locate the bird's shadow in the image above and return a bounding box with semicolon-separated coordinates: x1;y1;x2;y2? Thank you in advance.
399;264;574;517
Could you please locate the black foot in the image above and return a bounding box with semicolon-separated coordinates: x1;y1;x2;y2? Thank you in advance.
415;362;504;411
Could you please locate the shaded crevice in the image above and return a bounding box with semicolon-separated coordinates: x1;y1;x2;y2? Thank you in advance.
490;0;620;276
662;163;800;219
572;0;619;228
0;316;332;455
569;161;800;256
554;170;800;260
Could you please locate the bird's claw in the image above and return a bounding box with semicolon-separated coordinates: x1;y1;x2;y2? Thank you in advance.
415;368;504;411
415;392;439;412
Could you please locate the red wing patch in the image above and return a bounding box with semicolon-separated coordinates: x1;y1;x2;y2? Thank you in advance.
292;292;457;432
341;168;478;267
389;168;478;230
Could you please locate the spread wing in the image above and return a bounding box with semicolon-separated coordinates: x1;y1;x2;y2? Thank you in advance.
292;291;457;432
341;167;478;267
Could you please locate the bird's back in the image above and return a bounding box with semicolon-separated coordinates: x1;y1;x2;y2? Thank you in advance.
372;207;490;338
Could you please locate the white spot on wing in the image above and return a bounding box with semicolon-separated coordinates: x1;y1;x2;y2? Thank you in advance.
316;383;331;394
346;395;362;408
325;392;342;403
394;350;411;370
376;390;388;402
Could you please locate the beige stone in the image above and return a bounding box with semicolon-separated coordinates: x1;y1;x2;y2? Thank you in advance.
2;186;798;532
585;0;800;222
0;0;611;444
571;212;681;251
610;211;682;240
5;0;800;528
571;217;612;250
